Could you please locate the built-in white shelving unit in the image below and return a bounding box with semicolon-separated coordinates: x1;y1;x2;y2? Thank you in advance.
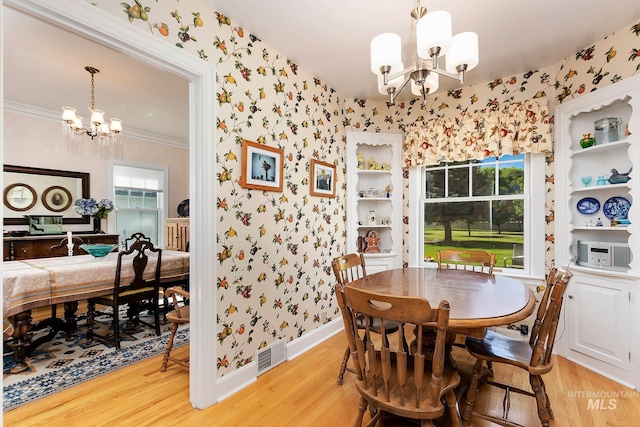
555;74;640;389
346;132;403;273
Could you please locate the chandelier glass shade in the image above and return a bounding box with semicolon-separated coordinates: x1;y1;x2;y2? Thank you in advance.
62;66;122;144
371;1;479;105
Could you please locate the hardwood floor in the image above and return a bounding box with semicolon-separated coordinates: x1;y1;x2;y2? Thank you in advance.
4;331;640;426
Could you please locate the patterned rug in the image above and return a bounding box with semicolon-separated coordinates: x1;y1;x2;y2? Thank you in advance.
2;309;189;412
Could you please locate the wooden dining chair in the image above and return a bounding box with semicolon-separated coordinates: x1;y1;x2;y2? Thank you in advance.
436;249;497;371
160;286;190;372
86;239;162;350
437;249;496;274
341;285;462;427
332;253;399;385
461;268;572;427
124;232;189;317
123;232;152;250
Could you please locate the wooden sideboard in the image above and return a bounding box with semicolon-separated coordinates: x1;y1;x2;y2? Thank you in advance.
165;218;189;252
3;233;119;261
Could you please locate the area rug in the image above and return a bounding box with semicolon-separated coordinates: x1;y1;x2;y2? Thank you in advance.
2;310;189;412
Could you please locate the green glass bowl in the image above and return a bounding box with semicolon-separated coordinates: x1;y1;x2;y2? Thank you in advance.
580;137;595;148
80;244;118;258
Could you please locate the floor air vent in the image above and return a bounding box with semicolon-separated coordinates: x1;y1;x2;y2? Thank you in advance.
256;339;286;375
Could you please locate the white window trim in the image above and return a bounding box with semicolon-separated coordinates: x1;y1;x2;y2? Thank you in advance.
408;154;546;280
110;162;169;247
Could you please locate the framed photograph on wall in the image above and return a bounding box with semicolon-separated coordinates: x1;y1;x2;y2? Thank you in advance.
42;186;73;212
239;139;284;192
310;159;336;198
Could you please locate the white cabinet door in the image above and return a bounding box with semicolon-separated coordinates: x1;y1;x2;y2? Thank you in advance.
566;273;630;371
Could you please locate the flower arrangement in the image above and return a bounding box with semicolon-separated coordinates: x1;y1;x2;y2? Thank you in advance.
74;198;114;219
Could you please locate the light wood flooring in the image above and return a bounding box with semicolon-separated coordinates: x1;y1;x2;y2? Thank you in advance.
4;330;640;426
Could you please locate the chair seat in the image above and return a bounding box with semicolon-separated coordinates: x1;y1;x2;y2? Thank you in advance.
91;286;156;302
466;330;553;375
359;316;400;334
166;305;190;325
356;352;460;419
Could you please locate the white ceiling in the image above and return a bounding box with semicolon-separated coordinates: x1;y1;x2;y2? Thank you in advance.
2;6;190;146
207;0;640;100
4;1;640;146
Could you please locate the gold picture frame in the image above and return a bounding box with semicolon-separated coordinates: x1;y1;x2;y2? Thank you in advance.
239;139;284;192
310;159;336;198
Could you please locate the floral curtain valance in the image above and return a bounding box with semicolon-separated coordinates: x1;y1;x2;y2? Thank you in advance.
403;99;552;166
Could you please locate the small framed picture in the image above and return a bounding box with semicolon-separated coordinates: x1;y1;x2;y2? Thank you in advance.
42;186;73;212
239;139;284;192
310;159;336;198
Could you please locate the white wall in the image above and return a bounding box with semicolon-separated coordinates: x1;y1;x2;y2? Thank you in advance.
3;110;189;232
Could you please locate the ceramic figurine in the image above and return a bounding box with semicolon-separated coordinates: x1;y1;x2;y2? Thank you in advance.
364;231;381;253
368;157;378;170
608;167;632;184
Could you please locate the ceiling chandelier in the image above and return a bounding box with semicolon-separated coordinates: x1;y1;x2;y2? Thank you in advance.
371;0;479;105
62;66;123;144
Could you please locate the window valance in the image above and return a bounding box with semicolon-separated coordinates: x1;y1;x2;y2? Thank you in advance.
403;99;552;166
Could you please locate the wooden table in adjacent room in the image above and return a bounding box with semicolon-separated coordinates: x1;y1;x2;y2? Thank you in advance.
347;267;536;338
3;250;190;373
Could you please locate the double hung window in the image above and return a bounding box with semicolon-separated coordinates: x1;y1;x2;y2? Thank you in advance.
409;153;545;276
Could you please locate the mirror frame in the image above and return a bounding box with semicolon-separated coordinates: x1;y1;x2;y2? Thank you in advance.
3;165;90;225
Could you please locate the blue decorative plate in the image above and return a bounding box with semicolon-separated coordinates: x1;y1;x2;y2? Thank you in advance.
577;197;600;215
603;196;631;219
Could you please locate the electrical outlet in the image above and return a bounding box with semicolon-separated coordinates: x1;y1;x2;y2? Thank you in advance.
520;324;529;335
321;311;327;323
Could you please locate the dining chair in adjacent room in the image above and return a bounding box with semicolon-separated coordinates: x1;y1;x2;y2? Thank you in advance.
461;268;572;427
340;285;462;427
124;231;189;318
436;249;496;274
160;286;190;372
48;236;87;319
86;239;162;350
123;232;152;250
332;253;400;385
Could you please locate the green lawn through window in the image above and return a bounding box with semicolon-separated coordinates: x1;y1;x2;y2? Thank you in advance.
424;228;524;267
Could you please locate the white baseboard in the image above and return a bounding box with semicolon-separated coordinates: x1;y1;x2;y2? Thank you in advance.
215;317;344;402
286;317;344;360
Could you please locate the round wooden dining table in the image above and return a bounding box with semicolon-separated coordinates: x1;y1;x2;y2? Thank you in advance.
347;267;536;337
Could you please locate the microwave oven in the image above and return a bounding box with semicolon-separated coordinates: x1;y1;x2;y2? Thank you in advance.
576;241;631;270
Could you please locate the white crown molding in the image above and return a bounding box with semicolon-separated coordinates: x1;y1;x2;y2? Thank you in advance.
3;100;189;148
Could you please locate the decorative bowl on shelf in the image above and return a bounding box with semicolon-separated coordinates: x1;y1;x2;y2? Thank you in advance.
80;243;118;259
580;133;595;148
365;188;380;198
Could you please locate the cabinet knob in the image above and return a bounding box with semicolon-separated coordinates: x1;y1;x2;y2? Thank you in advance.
22;248;28;253
568;295;574;299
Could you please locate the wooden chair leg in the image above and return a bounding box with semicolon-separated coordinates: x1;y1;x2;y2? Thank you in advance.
153;296;161;336
444;389;462;427
462;358;484;421
539;376;554;419
337;345;351;385
530;374;551;427
86;300;96;340
355;396;368;427
113;304;121;351
160;322;179;372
